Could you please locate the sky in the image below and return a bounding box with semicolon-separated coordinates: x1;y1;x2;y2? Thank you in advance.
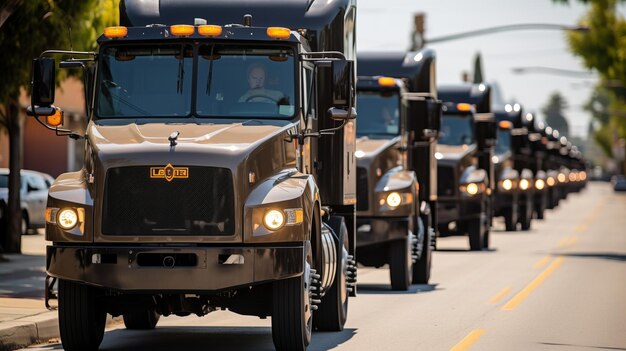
357;0;626;138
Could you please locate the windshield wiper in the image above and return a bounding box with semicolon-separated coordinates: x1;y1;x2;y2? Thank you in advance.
206;44;215;95
177;45;185;94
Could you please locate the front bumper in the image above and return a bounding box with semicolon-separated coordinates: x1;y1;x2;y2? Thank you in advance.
356;217;410;248
46;245;303;292
437;196;484;224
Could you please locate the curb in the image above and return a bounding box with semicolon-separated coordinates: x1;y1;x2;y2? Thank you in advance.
0;312;120;351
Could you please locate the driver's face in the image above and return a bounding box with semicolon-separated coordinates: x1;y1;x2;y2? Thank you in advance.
248;68;265;89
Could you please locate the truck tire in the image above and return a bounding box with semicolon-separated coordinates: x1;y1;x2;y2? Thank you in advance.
58;279;106;351
519;202;532;231
123;308;160;330
412;217;432;284
389;235;412;291
467;218;484;251
272;244;313;351
314;216;349;331
504;207;517;232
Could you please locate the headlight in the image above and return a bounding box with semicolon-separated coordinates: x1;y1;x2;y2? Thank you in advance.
501;179;513;191
386;192;402;208
535;179;545;190
547;177;556;186
263;209;285;231
557;173;567;183
466;183;479;195
519;179;530;190
579;171;587;181
57;208;79;230
569;173;577;182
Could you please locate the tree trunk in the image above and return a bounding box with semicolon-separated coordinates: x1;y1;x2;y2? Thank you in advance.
4;97;22;253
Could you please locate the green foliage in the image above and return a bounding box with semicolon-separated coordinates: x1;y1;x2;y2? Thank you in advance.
0;0;119;105
542;92;571;137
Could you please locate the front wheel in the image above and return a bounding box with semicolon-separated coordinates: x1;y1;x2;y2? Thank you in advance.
272;243;313;351
389;234;412;290
58;280;106;351
412;217;432;284
467;217;485;251
123;308;160;330
314;217;349;331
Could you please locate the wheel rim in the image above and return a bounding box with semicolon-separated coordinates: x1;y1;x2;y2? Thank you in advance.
303;246;313;340
339;241;348;310
21;217;27;234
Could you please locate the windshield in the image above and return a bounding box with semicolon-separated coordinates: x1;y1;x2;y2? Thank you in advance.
97;44;296;119
0;175;7;188
496;128;512;155
356;91;400;137
439;114;474;146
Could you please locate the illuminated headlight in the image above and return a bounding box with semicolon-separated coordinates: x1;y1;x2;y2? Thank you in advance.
262;208;303;231
460;182;481;195
535;179;545;190
547;177;556;186
569;173;577;182
57;208;79;230
519;179;530;190
263;209;285;230
386;192;402;208
501;179;513;191
579;171;587;181
557;173;567;183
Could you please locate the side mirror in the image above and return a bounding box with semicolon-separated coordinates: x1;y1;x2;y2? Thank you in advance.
331;59;354;108
474;113;497;149
405;96;441;141
31;57;56;108
327;107;357;121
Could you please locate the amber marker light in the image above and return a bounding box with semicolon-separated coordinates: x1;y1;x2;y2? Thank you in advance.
267;27;291;39
198;25;222;37
170;24;195;36
104;26;128;39
498;120;512;129
378;77;396;87
46;109;63;127
457;103;472;112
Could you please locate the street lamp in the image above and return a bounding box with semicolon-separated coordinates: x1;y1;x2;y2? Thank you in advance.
424;23;588;45
511;66;595;78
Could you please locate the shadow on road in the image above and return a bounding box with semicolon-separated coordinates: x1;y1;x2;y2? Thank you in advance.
555;252;626;263
356;283;439;295
539;342;626;350
36;326;356;351
435;248;497;253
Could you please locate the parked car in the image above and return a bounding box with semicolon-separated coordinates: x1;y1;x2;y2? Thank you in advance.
614;175;626;192
0;169;54;234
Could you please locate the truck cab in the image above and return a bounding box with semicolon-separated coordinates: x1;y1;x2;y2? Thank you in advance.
353;76;430;290
436;84;496;251
357;51;440;280
28;1;358;350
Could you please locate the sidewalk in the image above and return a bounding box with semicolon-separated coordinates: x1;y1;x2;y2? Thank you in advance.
0;232;120;351
0;232;56;350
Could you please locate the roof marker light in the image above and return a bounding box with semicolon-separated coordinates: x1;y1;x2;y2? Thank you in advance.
104;26;128;39
267;27;291;39
170;24;195;36
378;77;396;87
457;103;472;112
198;25;222;37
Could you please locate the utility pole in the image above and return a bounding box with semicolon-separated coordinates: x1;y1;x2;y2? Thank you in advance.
410;12;425;51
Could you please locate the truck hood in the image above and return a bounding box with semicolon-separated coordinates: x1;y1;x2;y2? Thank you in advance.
88;120;295;168
355;137;398;165
435;144;476;164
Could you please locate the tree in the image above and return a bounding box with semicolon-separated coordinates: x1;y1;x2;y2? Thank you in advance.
542;92;571;137
0;0;118;253
553;0;626;172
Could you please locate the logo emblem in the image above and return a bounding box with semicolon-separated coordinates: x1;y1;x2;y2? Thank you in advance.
150;164;189;182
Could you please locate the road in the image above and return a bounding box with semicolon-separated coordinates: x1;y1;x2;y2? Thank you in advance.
23;183;626;350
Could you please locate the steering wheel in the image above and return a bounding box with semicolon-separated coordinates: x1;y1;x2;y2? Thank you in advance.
245;94;279;103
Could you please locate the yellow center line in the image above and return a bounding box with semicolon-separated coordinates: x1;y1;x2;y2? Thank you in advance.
557;236;578;248
575;224;588;233
502;257;564;311
489;287;512;304
449;329;485;351
533;255;551;269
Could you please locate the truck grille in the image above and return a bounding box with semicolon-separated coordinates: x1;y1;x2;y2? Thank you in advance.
437;165;456;196
102;166;235;236
357;167;369;211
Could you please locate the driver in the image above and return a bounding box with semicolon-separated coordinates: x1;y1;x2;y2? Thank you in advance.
239;63;285;103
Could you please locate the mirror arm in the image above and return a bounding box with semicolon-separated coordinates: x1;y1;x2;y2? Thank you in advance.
30;112;83;140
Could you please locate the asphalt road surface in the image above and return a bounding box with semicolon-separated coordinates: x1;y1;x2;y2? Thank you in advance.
24;183;626;350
